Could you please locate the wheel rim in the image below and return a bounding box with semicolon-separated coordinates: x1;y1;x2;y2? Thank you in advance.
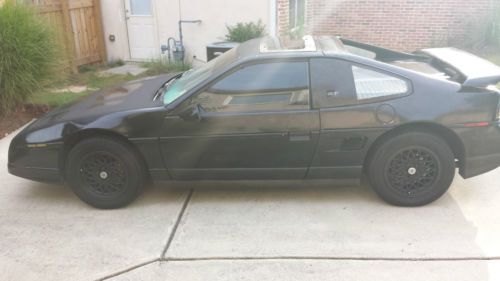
385;147;440;196
79;151;128;197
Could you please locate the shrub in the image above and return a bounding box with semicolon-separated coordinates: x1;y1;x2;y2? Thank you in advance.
78;64;98;73
107;59;125;68
225;20;266;43
0;2;59;115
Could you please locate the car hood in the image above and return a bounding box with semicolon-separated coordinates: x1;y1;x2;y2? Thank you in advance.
35;74;174;127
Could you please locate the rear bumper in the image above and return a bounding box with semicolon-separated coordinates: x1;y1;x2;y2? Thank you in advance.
8;162;63;183
456;122;500;179
460;153;500;178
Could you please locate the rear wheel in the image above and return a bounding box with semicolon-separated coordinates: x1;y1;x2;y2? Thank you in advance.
368;132;455;206
66;137;145;209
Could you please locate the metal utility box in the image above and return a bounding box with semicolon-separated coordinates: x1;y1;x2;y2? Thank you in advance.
206;42;239;61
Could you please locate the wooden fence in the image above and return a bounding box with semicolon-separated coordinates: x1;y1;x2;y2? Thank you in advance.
36;0;106;72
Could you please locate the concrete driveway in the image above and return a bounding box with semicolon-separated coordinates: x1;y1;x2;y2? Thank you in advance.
1;128;500;280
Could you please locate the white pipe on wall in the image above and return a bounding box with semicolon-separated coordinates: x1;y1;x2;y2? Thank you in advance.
269;0;277;36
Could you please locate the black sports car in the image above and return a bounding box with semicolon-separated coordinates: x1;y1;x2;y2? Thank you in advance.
8;36;500;209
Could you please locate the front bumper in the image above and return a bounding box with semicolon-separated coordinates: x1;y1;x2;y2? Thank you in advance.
8;162;62;183
8;129;64;184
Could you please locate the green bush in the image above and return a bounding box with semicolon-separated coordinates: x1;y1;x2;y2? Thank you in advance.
0;2;59;115
225;20;266;43
107;59;125;68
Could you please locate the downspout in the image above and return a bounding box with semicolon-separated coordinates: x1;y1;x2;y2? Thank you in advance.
269;0;277;36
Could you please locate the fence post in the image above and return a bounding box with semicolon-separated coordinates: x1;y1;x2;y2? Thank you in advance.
60;0;78;73
93;0;107;63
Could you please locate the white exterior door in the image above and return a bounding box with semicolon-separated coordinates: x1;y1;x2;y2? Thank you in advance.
125;0;158;60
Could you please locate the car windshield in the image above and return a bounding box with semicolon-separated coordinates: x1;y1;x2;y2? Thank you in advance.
162;48;238;105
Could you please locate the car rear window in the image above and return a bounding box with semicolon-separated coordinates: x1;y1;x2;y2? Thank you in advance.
352;66;409;100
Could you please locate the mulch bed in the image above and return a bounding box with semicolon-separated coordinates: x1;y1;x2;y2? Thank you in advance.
0;104;51;139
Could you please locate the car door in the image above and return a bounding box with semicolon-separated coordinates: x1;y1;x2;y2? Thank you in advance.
159;60;320;180
308;58;412;182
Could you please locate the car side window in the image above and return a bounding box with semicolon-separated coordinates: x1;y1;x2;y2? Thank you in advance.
310;58;410;108
190;61;310;113
352;66;409;100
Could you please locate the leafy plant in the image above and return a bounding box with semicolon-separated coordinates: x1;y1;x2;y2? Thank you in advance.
225;20;266;43
78;64;98;73
107;59;125;68
0;2;59;115
288;24;305;40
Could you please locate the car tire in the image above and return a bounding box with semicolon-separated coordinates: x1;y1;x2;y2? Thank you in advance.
367;132;455;206
66;137;145;209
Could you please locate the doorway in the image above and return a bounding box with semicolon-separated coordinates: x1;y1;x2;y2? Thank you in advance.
124;0;159;60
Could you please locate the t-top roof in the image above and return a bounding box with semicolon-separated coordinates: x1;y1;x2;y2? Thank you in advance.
258;35;348;55
259;35;317;53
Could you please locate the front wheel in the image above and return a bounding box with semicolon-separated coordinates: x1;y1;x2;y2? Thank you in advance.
367;132;455;206
66;137;145;209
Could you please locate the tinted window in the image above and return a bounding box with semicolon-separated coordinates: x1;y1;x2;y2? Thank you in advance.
163;48;238;105
191;62;310;113
211;62;309;93
310;58;356;108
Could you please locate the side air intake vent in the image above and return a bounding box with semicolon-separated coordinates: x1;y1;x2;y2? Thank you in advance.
340;136;367;151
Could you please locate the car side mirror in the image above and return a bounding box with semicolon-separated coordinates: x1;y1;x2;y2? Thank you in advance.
179;103;205;121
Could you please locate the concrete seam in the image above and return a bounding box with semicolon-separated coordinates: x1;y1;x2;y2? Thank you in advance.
96;258;160;281
96;255;500;279
162;256;500;262
161;189;194;258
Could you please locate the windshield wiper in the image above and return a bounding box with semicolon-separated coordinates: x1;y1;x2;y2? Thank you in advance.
153;74;183;101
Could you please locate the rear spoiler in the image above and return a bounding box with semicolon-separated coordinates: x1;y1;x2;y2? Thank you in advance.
417;48;500;87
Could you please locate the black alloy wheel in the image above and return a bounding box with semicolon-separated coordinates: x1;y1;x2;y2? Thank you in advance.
368;131;455;206
66;137;145;209
385;147;440;197
79;151;128;198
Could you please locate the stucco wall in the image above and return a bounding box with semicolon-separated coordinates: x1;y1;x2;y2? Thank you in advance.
100;0;271;63
158;0;271;64
100;0;130;61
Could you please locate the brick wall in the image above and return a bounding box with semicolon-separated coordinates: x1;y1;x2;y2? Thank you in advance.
278;0;496;51
277;0;290;37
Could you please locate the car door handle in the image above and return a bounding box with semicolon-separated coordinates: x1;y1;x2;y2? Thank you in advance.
288;132;311;142
327;90;340;97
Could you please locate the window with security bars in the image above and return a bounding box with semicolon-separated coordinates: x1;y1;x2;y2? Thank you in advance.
352;66;409;100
